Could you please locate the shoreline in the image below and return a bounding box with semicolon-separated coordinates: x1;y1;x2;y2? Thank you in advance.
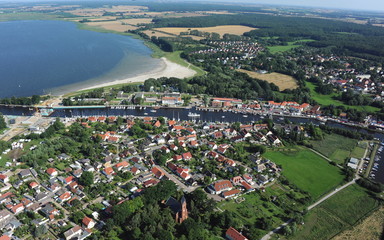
76;57;196;92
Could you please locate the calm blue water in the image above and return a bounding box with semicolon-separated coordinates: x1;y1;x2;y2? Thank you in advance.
0;20;161;97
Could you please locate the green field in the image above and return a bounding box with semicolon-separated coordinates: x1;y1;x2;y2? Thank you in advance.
310;134;360;164
291;184;379;240
263;147;345;199
267;39;314;53
305;81;380;112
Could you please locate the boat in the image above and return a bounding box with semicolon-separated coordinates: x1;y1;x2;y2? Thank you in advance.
150;109;157;113
243;115;248;118
188;112;200;117
222;116;225;118
144;113;148;115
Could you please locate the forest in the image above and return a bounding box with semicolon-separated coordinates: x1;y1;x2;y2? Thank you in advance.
150;14;384;60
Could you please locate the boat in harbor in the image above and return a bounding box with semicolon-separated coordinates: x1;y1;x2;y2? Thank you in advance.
150;109;157;113
243;115;248;118
188;112;200;117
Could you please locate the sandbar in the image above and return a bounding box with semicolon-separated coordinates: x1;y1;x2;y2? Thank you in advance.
78;57;196;91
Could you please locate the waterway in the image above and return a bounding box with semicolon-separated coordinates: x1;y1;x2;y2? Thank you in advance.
1;105;383;184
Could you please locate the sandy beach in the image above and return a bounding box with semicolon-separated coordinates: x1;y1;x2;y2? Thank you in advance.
78;57;196;91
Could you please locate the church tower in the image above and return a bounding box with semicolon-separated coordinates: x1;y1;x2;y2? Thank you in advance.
176;196;188;223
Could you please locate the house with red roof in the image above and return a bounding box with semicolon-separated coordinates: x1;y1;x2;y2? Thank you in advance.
206;151;218;159
102;167;115;177
151;166;165;179
130;167;140;175
143;179;159;188
182;152;193;161
208;180;233;194
173;155;182;161
188;140;199;148
97;116;106;122
161;146;170;153
211;131;223;139
58;192;72;202
8;203;24;214
170;144;178;151
176;167;190;181
87;117;97;122
0;174;9;183
46;168;58;177
29;182;39;189
222;189;241;199
226;227;248;240
115;161;129;171
153;120;161;128
82;216;96;229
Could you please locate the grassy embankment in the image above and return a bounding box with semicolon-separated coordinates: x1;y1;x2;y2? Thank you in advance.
310;134;366;165
289;184;380;240
263;146;345;200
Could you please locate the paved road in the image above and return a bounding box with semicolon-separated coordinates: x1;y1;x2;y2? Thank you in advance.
155;165;197;193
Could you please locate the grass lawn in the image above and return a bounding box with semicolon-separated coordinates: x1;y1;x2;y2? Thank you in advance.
0;155;9;167
305;81;380;112
263;147;345;199
291;184;379;240
310;134;358;164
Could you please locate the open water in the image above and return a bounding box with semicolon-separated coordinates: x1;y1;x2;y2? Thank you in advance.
0;20;161;97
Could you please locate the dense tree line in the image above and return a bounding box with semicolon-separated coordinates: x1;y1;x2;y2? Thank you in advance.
151;14;384;60
357;178;384;193
0;95;46;106
0;114;6;131
318;124;373;140
144;68;280;101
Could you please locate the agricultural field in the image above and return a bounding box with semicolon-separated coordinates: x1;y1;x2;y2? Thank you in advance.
263;147;345;199
237;69;298;91
84;21;138;32
333;206;384;240
290;184;380;240
153;25;257;37
310;134;361;164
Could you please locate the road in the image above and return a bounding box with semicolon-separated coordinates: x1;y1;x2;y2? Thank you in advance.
154;165;198;193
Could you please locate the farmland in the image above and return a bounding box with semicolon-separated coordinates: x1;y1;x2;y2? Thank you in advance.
153;25;257;37
333;206;384;240
263;147;345;199
290;184;380;240
310;134;361;164
237;69;298;91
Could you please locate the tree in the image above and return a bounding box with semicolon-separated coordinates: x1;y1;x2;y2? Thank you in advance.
72;211;85;224
113;197;144;225
0;114;6;130
33;225;48;238
79;171;94;187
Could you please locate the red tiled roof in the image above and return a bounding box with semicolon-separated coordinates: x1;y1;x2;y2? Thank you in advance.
46;168;57;175
226;227;248;240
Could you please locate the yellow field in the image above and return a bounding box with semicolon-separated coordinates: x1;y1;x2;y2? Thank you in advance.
333;207;384;240
154;25;257;37
84;21;138;32
120;18;153;26
237;69;298;91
